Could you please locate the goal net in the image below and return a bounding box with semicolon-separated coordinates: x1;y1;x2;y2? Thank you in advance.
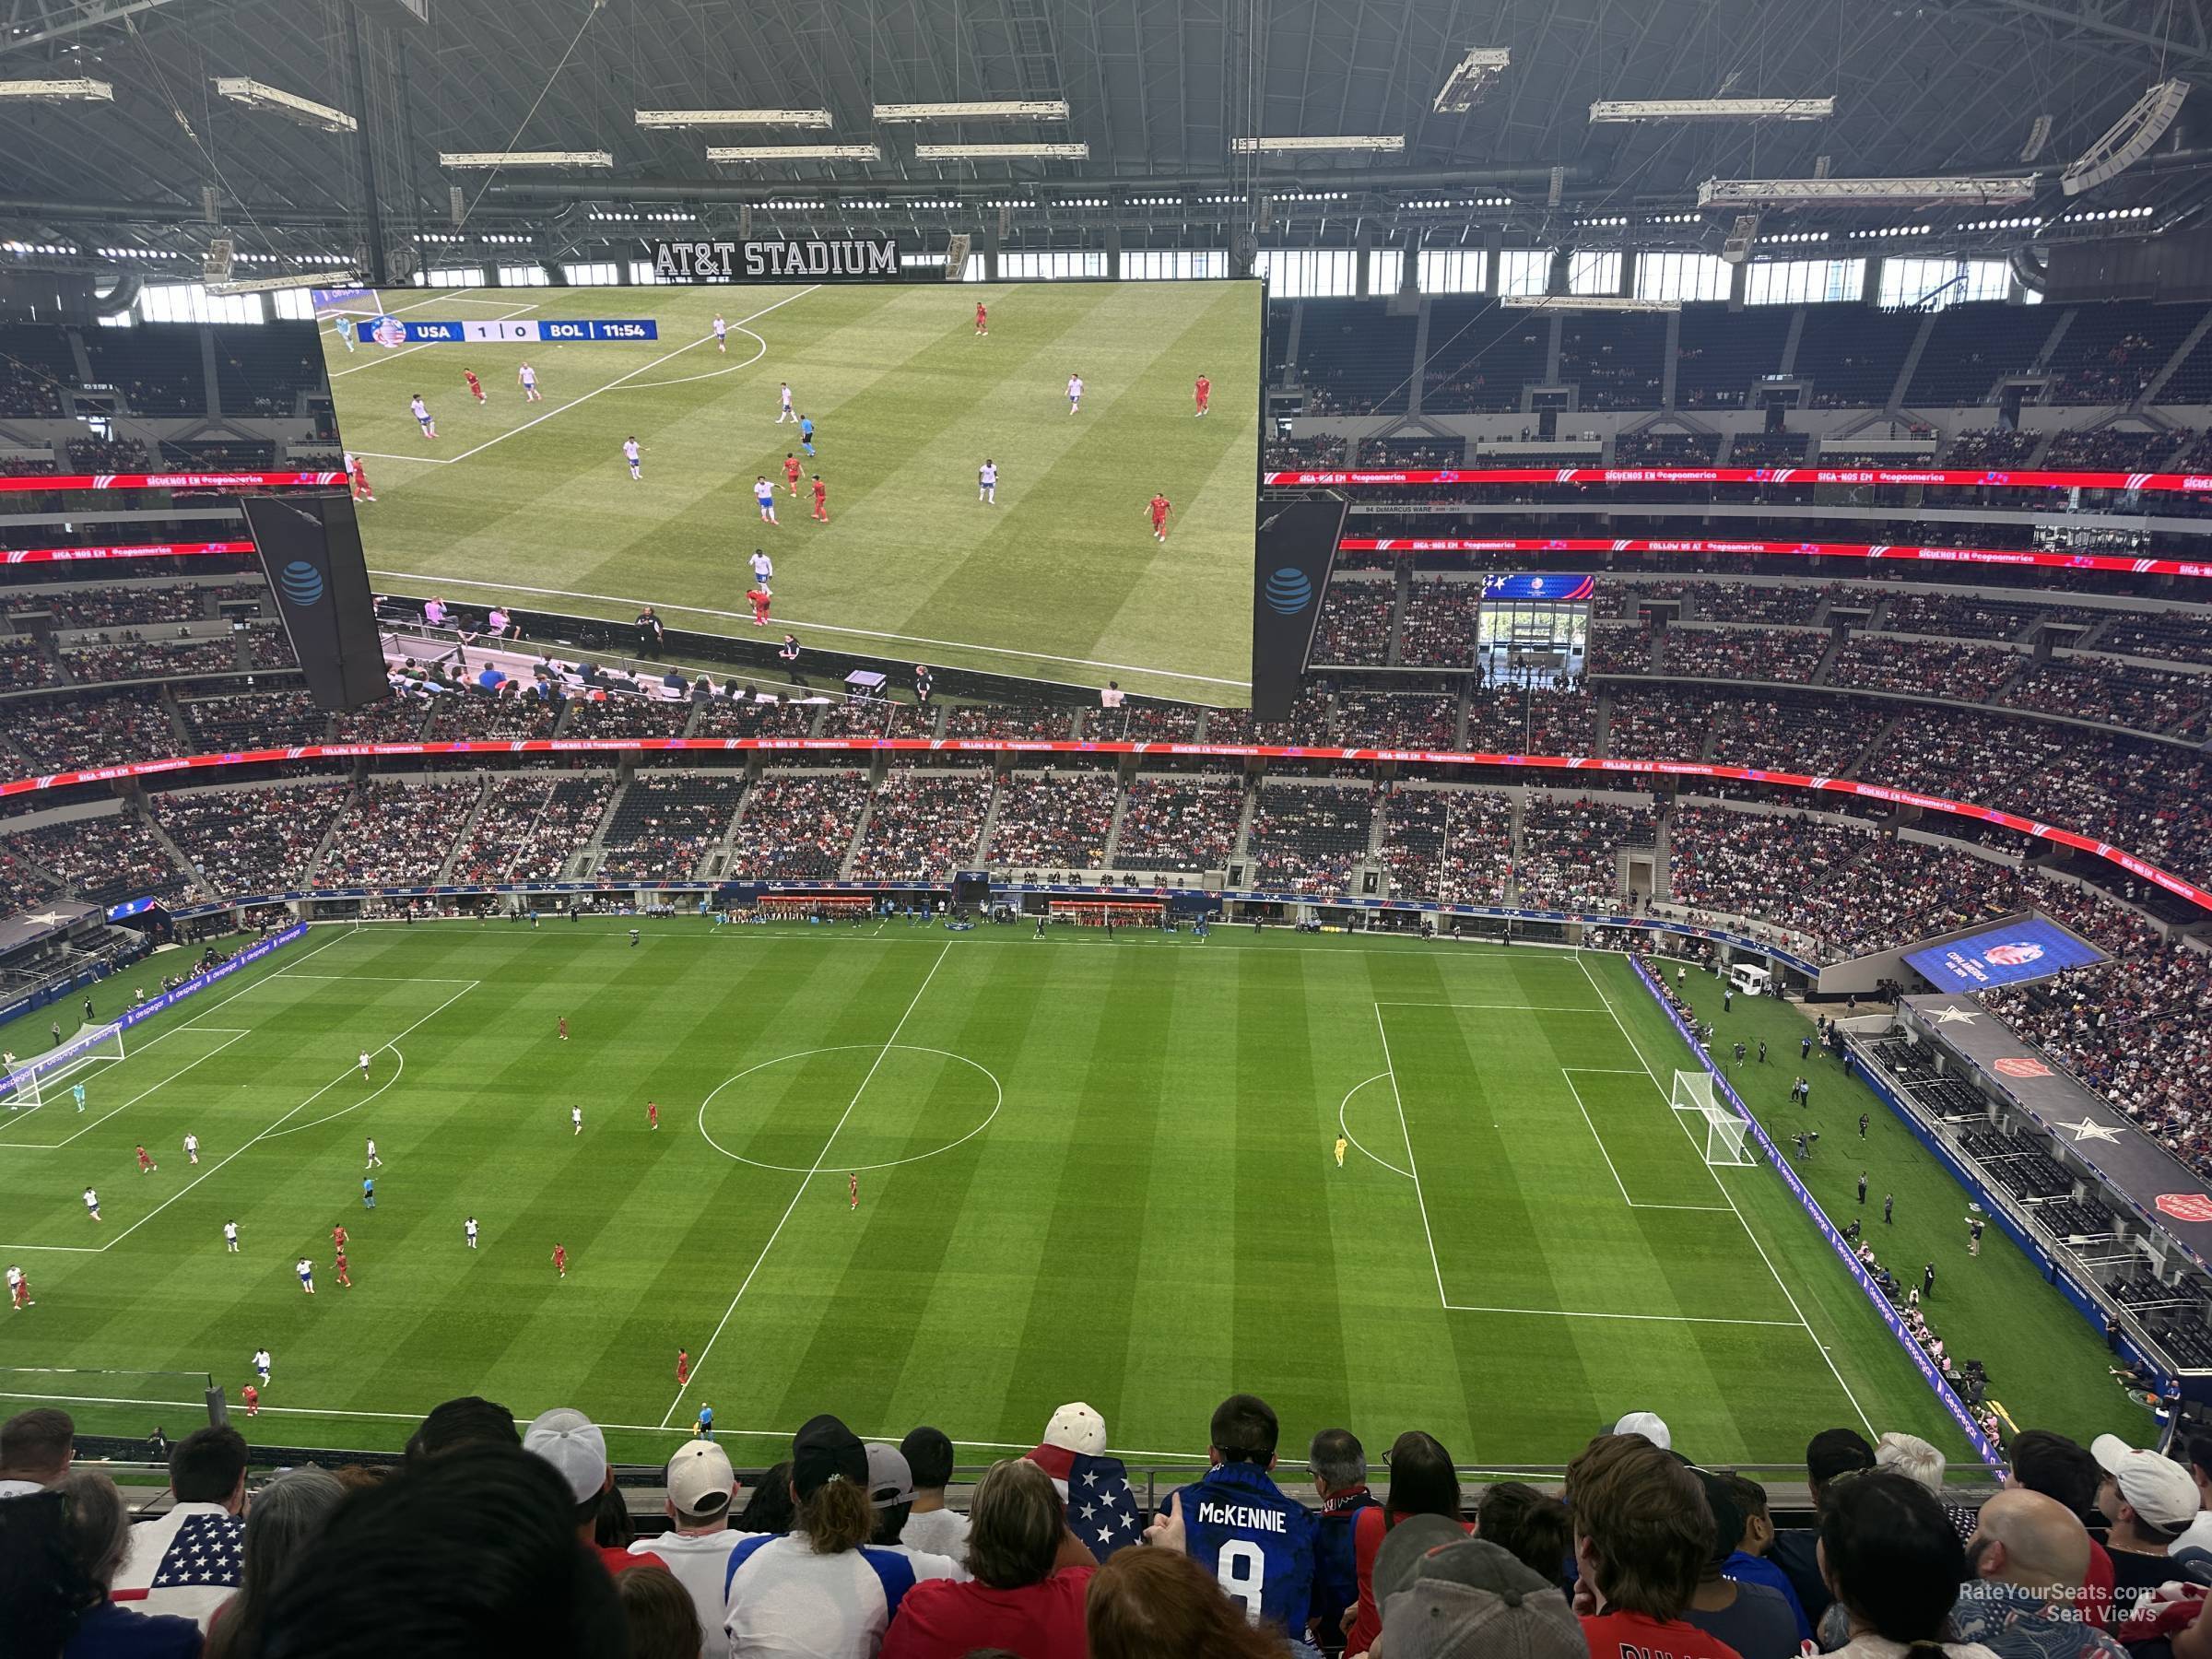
1670;1069;1753;1167
0;1023;126;1113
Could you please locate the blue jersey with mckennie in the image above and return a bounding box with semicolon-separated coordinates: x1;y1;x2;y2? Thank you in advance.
1171;1460;1316;1633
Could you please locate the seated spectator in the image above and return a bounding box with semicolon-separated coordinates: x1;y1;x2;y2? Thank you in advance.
1566;1431;1741;1659
1168;1394;1316;1642
2090;1435;2201;1618
1475;1480;1573;1590
0;1406;74;1496
114;1424;247;1628
1717;1474;1812;1642
631;1440;742;1651
867;1444;919;1547
722;1415;963;1659
1772;1429;1874;1625
1305;1428;1378;1644
5;1470;202;1658
882;1458;1095;1659
204;1466;345;1659
1085;1544;1290;1659
1682;1470;1801;1659
522;1408;668;1576
405;1394;518;1462
1346;1430;1469;1653
1818;1469;1997;1659
1021;1402;1143;1559
254;1444;627;1658
899;1428;969;1559
735;1461;796;1536
2005;1430;2116;1630
617;1563;705;1659
1955;1489;2124;1659
1371;1535;1586;1659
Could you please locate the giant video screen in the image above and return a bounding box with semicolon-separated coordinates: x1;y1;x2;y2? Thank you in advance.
318;280;1260;703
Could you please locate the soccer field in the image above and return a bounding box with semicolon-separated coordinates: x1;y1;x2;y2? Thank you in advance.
321;282;1261;704
0;922;2146;1469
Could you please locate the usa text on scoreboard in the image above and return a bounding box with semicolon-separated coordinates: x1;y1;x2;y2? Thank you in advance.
353;318;660;345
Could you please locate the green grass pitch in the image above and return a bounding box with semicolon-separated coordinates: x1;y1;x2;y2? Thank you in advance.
0;922;2148;1469
321;282;1261;705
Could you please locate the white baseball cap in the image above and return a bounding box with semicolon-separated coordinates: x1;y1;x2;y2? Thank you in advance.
1613;1411;1672;1451
523;1407;608;1506
666;1439;735;1520
2091;1435;2202;1529
1042;1402;1107;1457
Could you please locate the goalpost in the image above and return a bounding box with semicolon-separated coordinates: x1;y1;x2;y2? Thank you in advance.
1;1023;127;1113
1670;1069;1753;1167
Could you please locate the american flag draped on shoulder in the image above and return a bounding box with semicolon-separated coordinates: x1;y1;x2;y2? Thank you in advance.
1026;1441;1144;1556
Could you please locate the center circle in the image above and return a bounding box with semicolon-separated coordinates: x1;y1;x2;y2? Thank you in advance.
697;1044;1002;1173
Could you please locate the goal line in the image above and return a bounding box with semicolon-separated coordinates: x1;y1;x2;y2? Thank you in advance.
1;1023;127;1114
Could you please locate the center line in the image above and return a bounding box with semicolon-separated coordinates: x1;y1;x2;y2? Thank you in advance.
664;941;952;1424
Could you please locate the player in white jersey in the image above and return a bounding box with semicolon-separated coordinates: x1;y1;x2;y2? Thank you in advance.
571;1104;583;1136
713;314;728;353
978;459;998;504
623;437;642;480
364;1137;382;1169
519;362;542;402
1066;373;1083;413
6;1264;30;1310
755;477;779;525
253;1347;271;1382
296;1256;315;1293
465;1216;478;1250
182;1132;199;1165
82;1187;100;1221
409;394;436;438
749;548;773;585
223;1219;239;1253
359;1049;371;1080
777;382;795;422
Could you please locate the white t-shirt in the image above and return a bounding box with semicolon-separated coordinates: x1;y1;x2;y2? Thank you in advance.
900;1506;971;1559
410;399;428;420
624;441;641;463
636;1529;749;1659
1067;377;1082;398
750;554;773;581
1100;687;1125;709
0;1477;41;1498
465;1219;477;1239
714;318;727;335
723;1531;964;1659
222;1224;237;1241
780;385;794;406
979;464;997;487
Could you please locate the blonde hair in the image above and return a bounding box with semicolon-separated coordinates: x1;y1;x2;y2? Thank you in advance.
794;1476;874;1556
1876;1432;1947;1496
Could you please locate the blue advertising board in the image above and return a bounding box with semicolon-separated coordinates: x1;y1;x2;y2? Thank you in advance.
1902;914;2106;992
354;317;660;346
1480;572;1595;601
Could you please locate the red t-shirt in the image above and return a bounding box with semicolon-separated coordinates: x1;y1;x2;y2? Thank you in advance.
1344;1507;1474;1653
2081;1537;2117;1630
1582;1608;1746;1659
880;1566;1094;1659
602;1545;667;1574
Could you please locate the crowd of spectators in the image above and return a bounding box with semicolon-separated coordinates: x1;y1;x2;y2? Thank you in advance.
1334;690;1456;749
1394;580;1484;669
9;811;189;907
2101;615;2212;666
1114;777;1244;873
179;690;330;750
2003;661;2211;735
1828;637;2030;702
16;582;215;629
1380;783;1514;905
1704;692;1889;776
1881;593;2050;640
1607;687;1713;761
152;782;352;897
1246;782;1376;894
318;782;480;887
596;773;747;879
6;690;180;771
989;770;1119;869
1517;795;1656;910
0;637;58;690
1944;427;2039;466
1685;583;1830;625
1311;581;1397;666
941;702;1077;743
1663;628;1829;685
848;772;991;880
728;772;871;880
1615;429;1722;464
60;632;240;686
450;776;612;884
2045;428;2182;471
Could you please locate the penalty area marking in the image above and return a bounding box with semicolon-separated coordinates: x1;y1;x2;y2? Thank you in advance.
1335;1073;1411;1179
696;1042;1000;1173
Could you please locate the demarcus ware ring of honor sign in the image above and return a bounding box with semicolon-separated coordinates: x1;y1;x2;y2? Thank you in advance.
652;237;900;281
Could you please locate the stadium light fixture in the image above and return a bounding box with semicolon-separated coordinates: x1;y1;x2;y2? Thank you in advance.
1698;174;2038;206
875;100;1069;122
2062;78;2188;195
636;108;832;129
1434;48;1510;114
439;150;614;169
205;268;360;295
708;144;882;161
0;77;113;101
913;142;1088;159
1499;295;1679;312
1590;97;1833;124
1230;135;1405;154
214;76;357;134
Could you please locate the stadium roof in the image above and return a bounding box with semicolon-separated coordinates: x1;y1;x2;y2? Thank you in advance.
4;0;2211;267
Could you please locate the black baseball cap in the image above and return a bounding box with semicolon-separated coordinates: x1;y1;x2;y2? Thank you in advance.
792;1414;867;1499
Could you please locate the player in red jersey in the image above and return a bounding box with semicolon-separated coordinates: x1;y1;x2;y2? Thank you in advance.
975;300;988;336
241;1383;259;1418
647;1100;660;1131
552;1243;568;1279
334;1248;352;1289
332;1222;347;1252
135;1144;156;1175
676;1347;690;1386
811;475;829;523
849;1171;859;1211
747;584;773;627
1147;492;1172;543
558;1016;568;1041
464;368;486;404
1194;373;1210;417
783;453;804;496
347;454;375;503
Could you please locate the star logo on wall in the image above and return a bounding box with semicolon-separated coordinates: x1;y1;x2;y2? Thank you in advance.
1931;1006;1981;1025
2057;1118;2123;1144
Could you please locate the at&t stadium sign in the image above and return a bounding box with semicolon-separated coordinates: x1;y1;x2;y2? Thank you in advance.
651;237;900;281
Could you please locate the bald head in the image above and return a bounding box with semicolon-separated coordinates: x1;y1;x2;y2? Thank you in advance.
1971;1488;2092;1595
